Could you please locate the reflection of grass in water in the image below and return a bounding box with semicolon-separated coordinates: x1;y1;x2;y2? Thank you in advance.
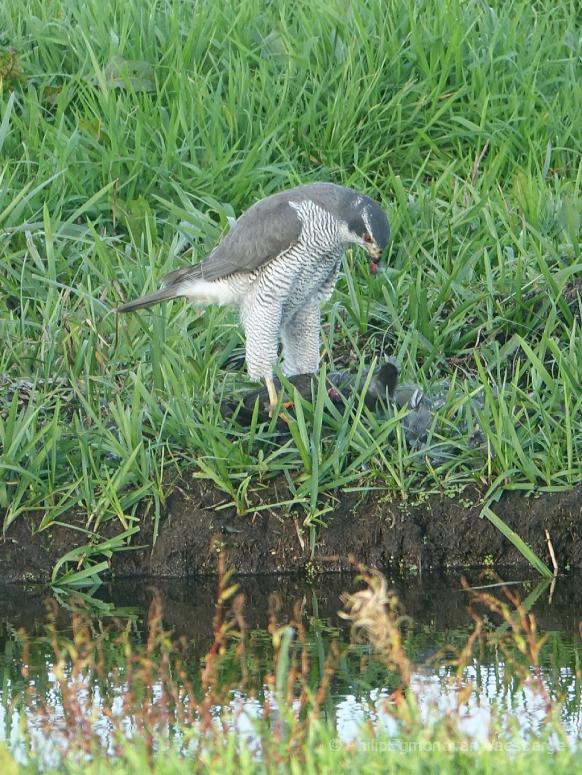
1;562;580;770
0;0;581;583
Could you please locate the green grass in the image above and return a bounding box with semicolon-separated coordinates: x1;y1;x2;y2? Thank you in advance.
0;0;580;580
2;733;580;775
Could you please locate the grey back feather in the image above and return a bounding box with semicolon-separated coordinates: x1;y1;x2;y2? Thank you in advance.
160;182;369;288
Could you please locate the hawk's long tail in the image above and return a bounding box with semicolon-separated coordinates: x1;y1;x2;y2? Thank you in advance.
116;286;180;313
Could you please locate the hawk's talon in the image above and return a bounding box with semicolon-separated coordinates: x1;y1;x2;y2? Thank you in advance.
267;401;293;422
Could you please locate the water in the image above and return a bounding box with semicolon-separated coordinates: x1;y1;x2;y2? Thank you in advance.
0;571;580;757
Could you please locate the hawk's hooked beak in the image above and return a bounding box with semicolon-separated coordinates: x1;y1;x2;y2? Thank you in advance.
363;242;381;274
363;243;381;260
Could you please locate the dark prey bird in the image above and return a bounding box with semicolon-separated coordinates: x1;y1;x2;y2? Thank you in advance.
116;182;390;414
222;362;400;428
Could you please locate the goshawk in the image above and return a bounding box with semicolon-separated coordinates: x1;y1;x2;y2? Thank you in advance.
117;182;390;413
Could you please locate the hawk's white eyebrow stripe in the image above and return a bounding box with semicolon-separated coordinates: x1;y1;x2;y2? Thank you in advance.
362;208;372;234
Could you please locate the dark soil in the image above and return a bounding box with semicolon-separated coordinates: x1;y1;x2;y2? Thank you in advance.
1;478;580;583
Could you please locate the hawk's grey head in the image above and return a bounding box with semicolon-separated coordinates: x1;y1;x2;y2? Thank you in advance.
338;192;390;263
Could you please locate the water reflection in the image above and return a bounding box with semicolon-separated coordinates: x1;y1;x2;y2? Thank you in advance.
0;570;580;752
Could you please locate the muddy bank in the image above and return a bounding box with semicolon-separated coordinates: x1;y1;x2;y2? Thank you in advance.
1;479;581;583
